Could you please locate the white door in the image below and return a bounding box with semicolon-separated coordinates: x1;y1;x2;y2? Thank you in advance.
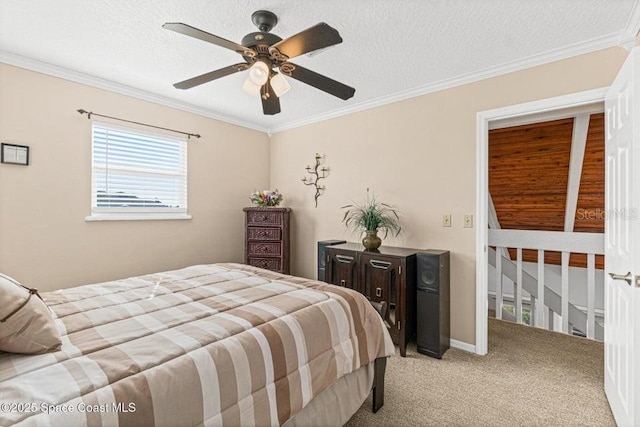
605;46;640;426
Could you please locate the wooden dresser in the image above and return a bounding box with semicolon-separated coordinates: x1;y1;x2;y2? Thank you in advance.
243;207;291;274
324;243;418;357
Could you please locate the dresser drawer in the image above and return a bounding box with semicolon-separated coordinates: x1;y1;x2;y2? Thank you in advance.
248;257;282;271
244;207;290;274
248;242;282;256
247;210;283;227
247;227;281;241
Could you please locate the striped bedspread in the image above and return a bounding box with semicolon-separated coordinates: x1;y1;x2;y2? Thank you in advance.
0;263;394;426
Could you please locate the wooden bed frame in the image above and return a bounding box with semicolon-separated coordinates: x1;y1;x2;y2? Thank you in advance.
373;356;387;412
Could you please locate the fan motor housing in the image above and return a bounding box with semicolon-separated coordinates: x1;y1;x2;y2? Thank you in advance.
241;32;282;48
241;32;283;63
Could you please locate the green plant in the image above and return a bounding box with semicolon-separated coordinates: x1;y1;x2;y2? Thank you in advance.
341;189;402;238
503;304;532;325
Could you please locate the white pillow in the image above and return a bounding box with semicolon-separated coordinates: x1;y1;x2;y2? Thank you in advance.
0;273;61;354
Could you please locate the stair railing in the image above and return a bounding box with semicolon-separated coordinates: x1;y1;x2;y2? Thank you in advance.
488;229;604;340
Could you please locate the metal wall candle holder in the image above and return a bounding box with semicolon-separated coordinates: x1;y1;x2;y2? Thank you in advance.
301;153;328;208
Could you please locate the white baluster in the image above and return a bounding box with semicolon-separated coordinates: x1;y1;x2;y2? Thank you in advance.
536;249;545;327
516;248;523;324
496;247;503;320
587;253;596;339
561;251;570;333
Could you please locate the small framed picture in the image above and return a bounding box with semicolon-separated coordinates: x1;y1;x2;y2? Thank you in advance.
1;143;29;166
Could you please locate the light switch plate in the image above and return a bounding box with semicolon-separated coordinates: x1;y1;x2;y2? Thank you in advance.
443;214;451;227
464;214;473;228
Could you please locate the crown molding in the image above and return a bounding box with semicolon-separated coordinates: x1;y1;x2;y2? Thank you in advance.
268;31;623;134
620;0;640;49
0;50;269;134
0;25;626;138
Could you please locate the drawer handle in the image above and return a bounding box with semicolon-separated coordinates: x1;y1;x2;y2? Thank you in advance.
340;280;346;287
375;287;382;297
336;255;354;263
369;260;391;269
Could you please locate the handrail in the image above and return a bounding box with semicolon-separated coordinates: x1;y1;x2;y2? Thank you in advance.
488;229;604;254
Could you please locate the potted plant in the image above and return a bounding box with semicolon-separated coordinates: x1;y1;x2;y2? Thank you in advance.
341;189;401;250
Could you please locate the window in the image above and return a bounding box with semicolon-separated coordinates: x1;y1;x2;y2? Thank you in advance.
87;122;190;221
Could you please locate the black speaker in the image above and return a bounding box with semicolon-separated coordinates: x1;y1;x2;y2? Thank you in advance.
416;250;450;359
317;240;346;281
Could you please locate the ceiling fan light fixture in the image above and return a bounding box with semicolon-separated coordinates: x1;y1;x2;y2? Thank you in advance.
248;61;270;86
164;12;356;115
270;73;291;97
242;77;262;96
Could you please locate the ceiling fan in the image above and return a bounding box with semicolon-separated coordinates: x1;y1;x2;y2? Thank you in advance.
163;10;355;115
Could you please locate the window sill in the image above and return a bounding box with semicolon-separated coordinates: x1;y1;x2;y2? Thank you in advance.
85;213;192;222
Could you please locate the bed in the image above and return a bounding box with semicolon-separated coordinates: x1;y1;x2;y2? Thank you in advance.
0;263;394;426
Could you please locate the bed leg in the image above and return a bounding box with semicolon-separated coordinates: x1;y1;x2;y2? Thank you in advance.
372;357;387;413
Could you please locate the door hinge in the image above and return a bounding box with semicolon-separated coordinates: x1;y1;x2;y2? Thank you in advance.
397;320;401;330
398;266;402;275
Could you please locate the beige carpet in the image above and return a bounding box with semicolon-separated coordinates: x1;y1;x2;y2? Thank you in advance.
346;318;614;426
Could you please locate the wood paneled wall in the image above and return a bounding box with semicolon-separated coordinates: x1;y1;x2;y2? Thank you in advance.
489;113;604;269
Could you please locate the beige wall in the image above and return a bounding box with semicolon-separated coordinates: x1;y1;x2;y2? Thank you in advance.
269;46;629;346
0;46;630;345
0;64;269;291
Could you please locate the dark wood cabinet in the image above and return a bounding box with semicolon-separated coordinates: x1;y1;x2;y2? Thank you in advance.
325;243;418;357
243;207;290;274
325;247;360;292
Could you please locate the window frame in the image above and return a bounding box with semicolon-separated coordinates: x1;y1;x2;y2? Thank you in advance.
85;121;191;222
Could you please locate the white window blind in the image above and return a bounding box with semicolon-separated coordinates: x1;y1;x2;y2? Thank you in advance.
90;122;188;218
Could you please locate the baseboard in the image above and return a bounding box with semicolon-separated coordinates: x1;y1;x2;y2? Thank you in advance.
450;339;476;354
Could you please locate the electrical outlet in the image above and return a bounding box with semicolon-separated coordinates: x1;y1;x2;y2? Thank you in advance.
443;214;451;227
464;214;473;228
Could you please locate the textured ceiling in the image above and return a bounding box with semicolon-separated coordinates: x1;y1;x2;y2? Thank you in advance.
0;1;638;133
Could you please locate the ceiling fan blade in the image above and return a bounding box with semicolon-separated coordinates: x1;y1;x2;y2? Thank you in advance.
173;63;248;90
281;62;355;100
163;22;251;55
269;23;342;60
261;81;281;115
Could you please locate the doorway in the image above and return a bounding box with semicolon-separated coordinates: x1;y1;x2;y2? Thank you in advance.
475;88;608;355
